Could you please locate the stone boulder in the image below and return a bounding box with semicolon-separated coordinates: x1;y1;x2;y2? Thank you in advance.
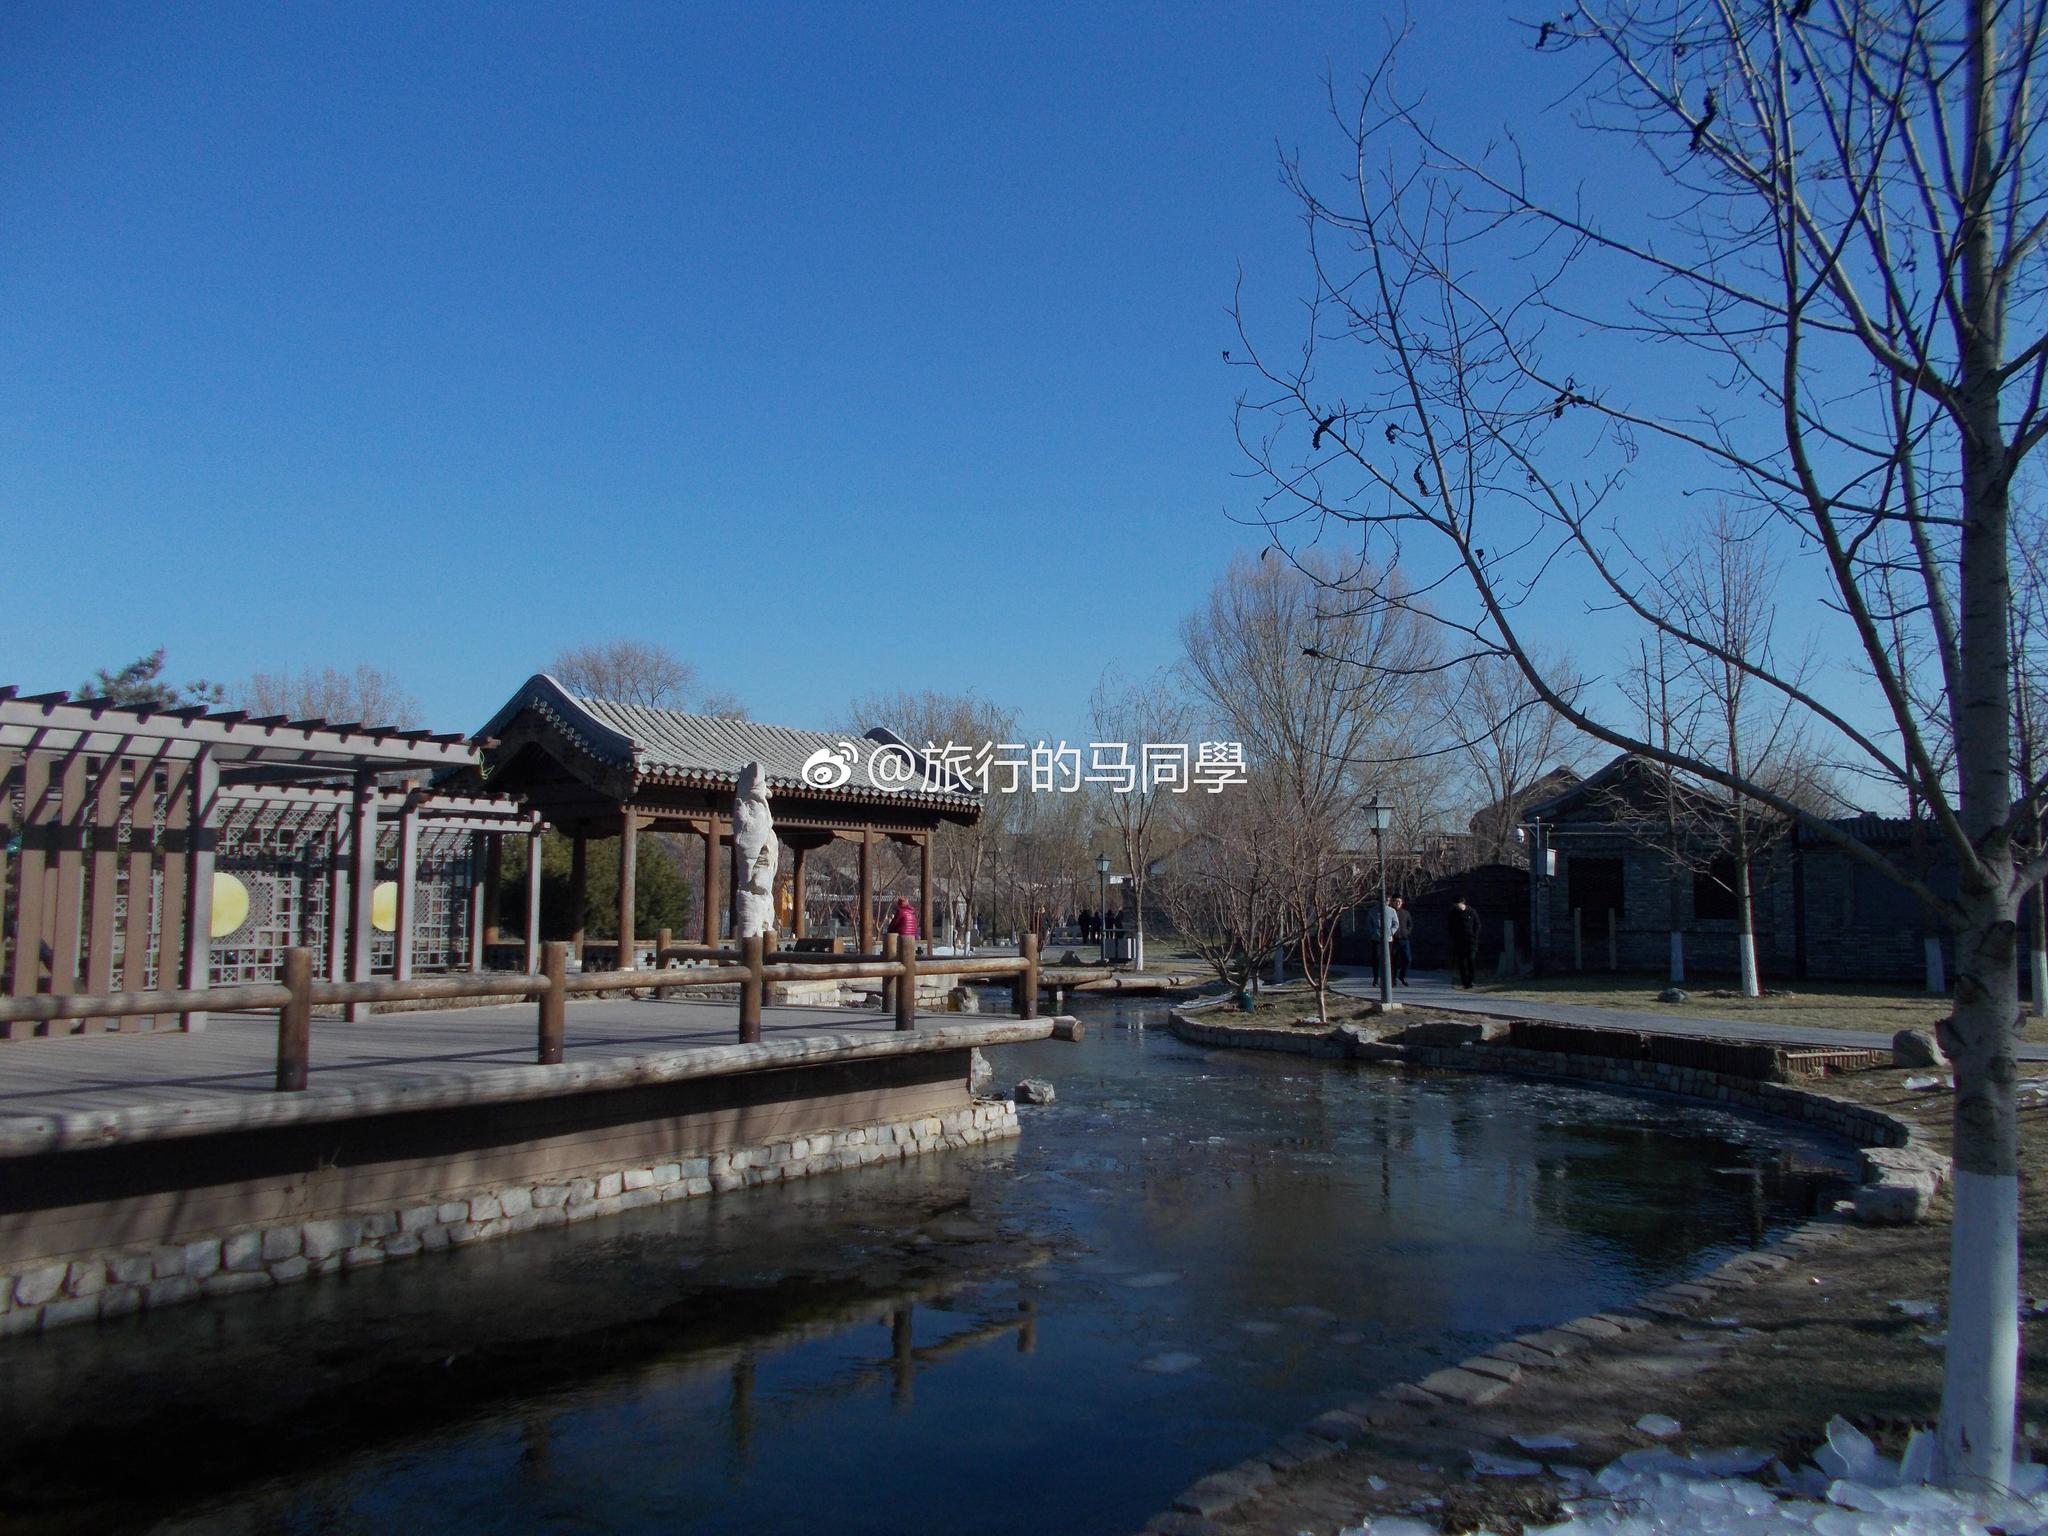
968;1048;993;1096
948;985;980;1015
1658;987;1689;1003
1014;1078;1057;1105
1893;1028;1947;1069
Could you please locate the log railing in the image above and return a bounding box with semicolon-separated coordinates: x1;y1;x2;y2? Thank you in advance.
0;933;1044;1092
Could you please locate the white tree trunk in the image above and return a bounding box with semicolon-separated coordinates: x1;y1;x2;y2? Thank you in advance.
1668;930;1685;986
1924;934;1947;996
1940;1168;2020;1484
2032;945;2047;1022
1734;932;1759;999
1734;853;1760;997
731;764;778;939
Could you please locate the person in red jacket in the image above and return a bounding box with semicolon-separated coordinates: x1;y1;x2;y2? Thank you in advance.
885;897;919;945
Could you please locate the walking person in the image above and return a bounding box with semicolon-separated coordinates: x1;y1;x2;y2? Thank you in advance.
1447;898;1481;989
1390;896;1413;986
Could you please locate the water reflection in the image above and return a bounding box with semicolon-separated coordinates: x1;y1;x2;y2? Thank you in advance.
0;997;1854;1536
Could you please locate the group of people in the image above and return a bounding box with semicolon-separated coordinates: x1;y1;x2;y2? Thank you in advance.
1368;895;1485;989
1076;909;1119;944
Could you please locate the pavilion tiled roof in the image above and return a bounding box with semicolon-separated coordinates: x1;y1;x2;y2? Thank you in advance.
477;675;981;811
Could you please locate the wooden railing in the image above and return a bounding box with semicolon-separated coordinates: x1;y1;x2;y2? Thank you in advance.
0;934;1043;1092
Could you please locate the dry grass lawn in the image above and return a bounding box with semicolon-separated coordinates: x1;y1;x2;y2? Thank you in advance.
1471;972;2048;1043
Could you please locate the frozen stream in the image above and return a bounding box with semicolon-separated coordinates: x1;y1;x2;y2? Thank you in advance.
0;998;1855;1534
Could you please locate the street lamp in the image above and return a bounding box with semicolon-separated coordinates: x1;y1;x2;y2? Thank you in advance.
1096;853;1111;965
1366;798;1394;1006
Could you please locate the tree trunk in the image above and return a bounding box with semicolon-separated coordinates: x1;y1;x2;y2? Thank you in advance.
2031;895;2046;1021
1733;841;1760;998
1669;930;1686;986
1924;933;1947;996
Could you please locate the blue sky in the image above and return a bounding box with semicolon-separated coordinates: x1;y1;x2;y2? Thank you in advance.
2;2;1848;753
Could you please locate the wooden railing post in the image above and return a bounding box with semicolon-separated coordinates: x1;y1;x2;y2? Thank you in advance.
655;926;672;998
880;932;897;1014
739;933;765;1043
896;931;917;1032
276;948;312;1091
1021;932;1040;1020
538;941;567;1064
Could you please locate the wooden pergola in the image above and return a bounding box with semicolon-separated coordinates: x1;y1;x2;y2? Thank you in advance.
0;687;532;1033
470;676;982;960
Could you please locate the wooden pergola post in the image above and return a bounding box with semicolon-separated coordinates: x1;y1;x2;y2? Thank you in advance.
467;843;486;971
569;831;587;964
50;751;87;996
179;749;218;1032
700;820;719;943
524;819;544;974
617;807;638;970
482;833;503;945
791;844;809;939
858;828;875;952
344;768;378;1023
393;794;421;981
918;835;933;957
326;810;348;982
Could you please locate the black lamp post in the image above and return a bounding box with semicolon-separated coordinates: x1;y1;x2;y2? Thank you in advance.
1367;798;1394;1005
1096;852;1111;964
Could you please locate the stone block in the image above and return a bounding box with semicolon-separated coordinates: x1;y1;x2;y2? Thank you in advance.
595;1172;623;1199
300;1219;364;1262
384;1234;423;1257
342;1246;386;1269
618;1188;660;1210
202;1271;273;1298
64;1260;107;1297
651;1163;681;1185
532;1185;569;1209
269;1256;311;1284
399;1205;439;1232
446;1222;490;1245
1558;1315;1627;1341
146;1275;199;1310
468;1194;503;1222
1172;1471;1266;1517
222;1233;265;1273
183;1240;223;1282
1517;1328;1590;1358
1487;1341;1566;1370
362;1212;398;1239
109;1253;155;1286
685;1177;713;1197
261;1226;303;1263
622;1168;656;1191
1418;1367;1513;1406
1015;1078;1056;1104
1458;1354;1522;1385
533;1209;567;1229
419;1226;451;1251
499;1186;533;1219
13;1264;67;1308
1856;1178;1933;1224
1304;1409;1371;1444
0;1310;41;1337
150;1247;186;1280
438;1202;470;1224
678;1158;712;1179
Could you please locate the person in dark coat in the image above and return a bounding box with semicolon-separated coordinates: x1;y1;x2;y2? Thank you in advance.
1390;896;1413;985
1447;898;1481;988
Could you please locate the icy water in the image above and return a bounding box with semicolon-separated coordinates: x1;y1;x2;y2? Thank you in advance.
0;999;1855;1535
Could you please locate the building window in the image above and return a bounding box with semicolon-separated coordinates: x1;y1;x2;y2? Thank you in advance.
1694;856;1740;921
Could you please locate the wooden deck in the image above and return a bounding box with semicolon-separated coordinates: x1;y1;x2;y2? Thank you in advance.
0;997;971;1127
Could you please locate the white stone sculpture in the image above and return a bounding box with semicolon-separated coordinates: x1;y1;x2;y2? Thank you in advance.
733;762;779;939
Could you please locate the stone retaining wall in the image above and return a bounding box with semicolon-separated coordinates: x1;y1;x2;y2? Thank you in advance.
0;1098;1019;1339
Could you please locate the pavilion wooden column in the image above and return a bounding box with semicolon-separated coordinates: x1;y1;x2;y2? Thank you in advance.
858;829;875;952
344;769;379;1023
700;820;720;944
617;808;639;969
791;845;809;939
569;832;588;964
326;812;349;982
918;836;933;957
393;795;421;981
525;821;544;974
482;833;504;945
179;749;219;1032
468;844;487;971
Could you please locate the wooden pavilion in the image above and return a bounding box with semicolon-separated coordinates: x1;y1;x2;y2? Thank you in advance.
470;675;982;961
0;687;533;1032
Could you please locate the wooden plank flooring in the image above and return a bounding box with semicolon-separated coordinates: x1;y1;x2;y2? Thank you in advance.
0;998;920;1118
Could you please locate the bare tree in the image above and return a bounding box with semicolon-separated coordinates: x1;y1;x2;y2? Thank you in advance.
1154;783;1294;996
1233;4;2048;1483
1089;667;1190;970
235;665;420;728
849;688;1021;946
1437;652;1591;863
550;640;742;717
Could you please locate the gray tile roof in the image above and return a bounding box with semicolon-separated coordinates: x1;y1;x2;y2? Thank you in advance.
478;675;980;808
